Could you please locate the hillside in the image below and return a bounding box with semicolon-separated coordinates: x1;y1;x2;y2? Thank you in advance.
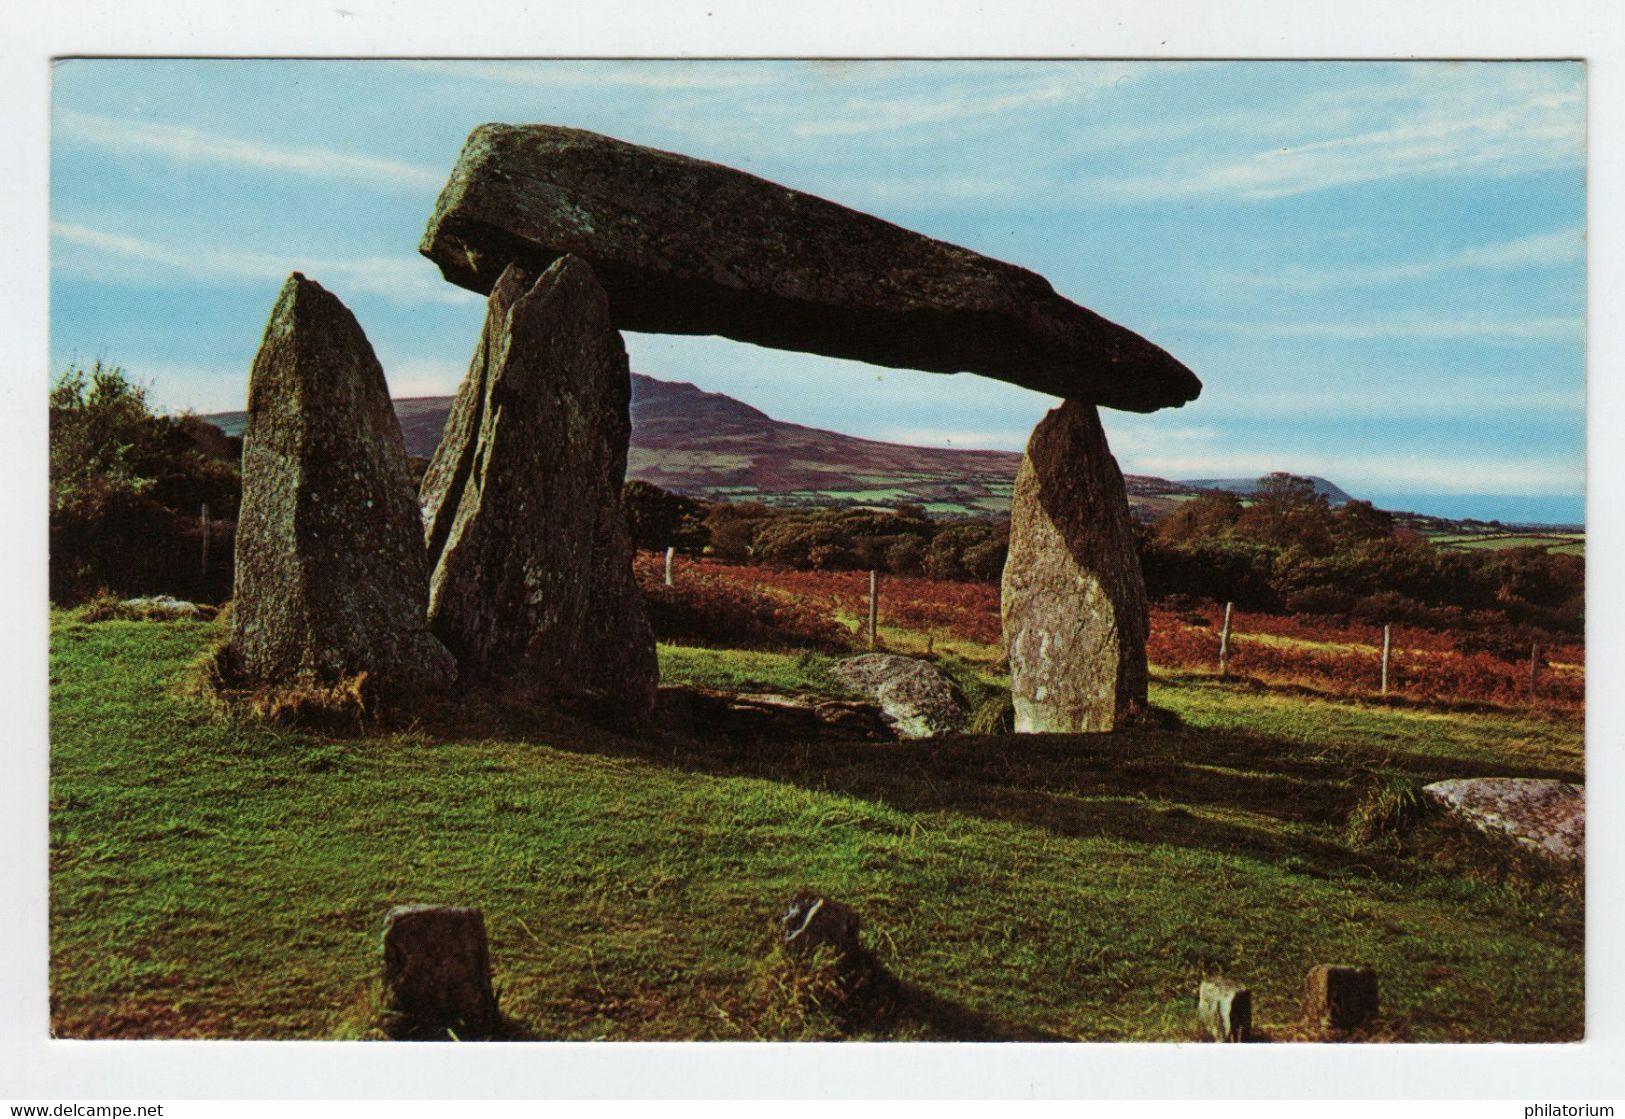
204;374;1198;519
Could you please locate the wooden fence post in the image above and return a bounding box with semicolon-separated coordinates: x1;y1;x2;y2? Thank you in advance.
1218;602;1233;678
1380;624;1391;696
1530;643;1539;698
200;503;210;580
664;545;675;588
868;569;879;650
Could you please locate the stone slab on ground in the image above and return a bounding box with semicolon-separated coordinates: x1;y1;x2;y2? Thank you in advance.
830;653;969;739
421;123;1199;413
1422;777;1584;867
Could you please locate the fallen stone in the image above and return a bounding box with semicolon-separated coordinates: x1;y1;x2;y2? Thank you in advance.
780;890;862;964
1421;777;1584;867
227;274;455;696
381;904;500;1040
830;653;969;739
421;256;658;720
421;124;1200;414
1303;964;1379;1031
673;688;891;743
1198;978;1252;1042
118;595;205;619
1001;400;1149;732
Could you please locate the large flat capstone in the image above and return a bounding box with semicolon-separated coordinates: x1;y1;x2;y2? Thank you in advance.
421;255;658;719
1002;400;1149;732
228;274;455;695
421;124;1200;414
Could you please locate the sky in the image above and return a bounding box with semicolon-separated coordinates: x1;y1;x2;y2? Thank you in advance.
49;59;1587;523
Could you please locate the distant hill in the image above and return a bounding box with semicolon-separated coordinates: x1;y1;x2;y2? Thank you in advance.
201;374;1322;520
1176;475;1356;506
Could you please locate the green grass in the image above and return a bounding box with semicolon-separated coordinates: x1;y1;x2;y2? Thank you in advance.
50;614;1583;1042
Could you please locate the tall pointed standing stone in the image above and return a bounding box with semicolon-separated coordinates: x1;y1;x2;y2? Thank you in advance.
1001;400;1149;732
421;255;658;720
228;274;455;695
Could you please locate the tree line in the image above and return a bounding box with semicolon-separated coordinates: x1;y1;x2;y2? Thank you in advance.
49;363;1583;648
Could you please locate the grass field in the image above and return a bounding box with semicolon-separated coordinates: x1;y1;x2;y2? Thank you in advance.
1427;532;1585;557
49;610;1583;1042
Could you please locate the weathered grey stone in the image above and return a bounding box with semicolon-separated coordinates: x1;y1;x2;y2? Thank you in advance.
381;904;499;1039
119;595;205;619
1001;400;1149;732
421;256;658;720
1303;964;1379;1030
780;890;861;963
1422;778;1584;867
1198;977;1252;1042
421;124;1200;414
228;273;455;695
830;653;969;739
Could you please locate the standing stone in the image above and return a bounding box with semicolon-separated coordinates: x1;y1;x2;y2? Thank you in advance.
780;890;862;964
1198;978;1252;1042
1303;964;1379;1030
1001;400;1149;732
420;124;1200;414
381;905;500;1039
228;273;454;695
421;255;658;719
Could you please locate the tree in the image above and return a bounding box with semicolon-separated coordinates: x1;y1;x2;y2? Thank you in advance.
1237;472;1334;554
622;481;711;553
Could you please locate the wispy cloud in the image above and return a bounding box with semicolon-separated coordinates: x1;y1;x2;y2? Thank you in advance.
397;59;778;91
870;426;1035;452
1093;66;1583;202
1171;314;1583;343
55;110;443;190
52;221;475;307
1227;228;1585;291
791;66;1157;139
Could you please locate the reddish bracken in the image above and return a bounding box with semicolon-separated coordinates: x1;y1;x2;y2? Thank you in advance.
636;554;1582;709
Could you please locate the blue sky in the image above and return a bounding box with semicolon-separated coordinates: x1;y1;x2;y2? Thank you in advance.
49;59;1586;522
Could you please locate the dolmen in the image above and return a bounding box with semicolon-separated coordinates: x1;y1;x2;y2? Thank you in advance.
228;123;1198;733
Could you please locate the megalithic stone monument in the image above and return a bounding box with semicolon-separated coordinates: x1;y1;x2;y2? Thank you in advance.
1001;401;1149;732
420;255;658;720
421;124;1200;414
420;124;1198;733
228;274;456;696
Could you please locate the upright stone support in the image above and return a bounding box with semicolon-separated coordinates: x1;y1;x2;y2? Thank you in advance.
227;273;455;696
420;255;658;720
1001;400;1149;732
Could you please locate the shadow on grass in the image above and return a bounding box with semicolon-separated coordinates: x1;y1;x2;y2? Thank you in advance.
404;681;1577;892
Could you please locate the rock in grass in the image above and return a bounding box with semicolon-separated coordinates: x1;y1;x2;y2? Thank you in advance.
227;274;455;696
1001;400;1149;733
1303;964;1379;1030
381;904;500;1040
780;890;861;964
829;653;968;738
1198;977;1252;1042
1421;778;1584;867
421;256;657;720
420;124;1200;414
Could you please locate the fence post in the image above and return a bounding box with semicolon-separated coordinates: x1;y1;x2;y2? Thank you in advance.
200;503;210;580
1530;643;1539;698
868;569;879;650
664;545;675;588
1380;624;1391;695
1218;602;1233;678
